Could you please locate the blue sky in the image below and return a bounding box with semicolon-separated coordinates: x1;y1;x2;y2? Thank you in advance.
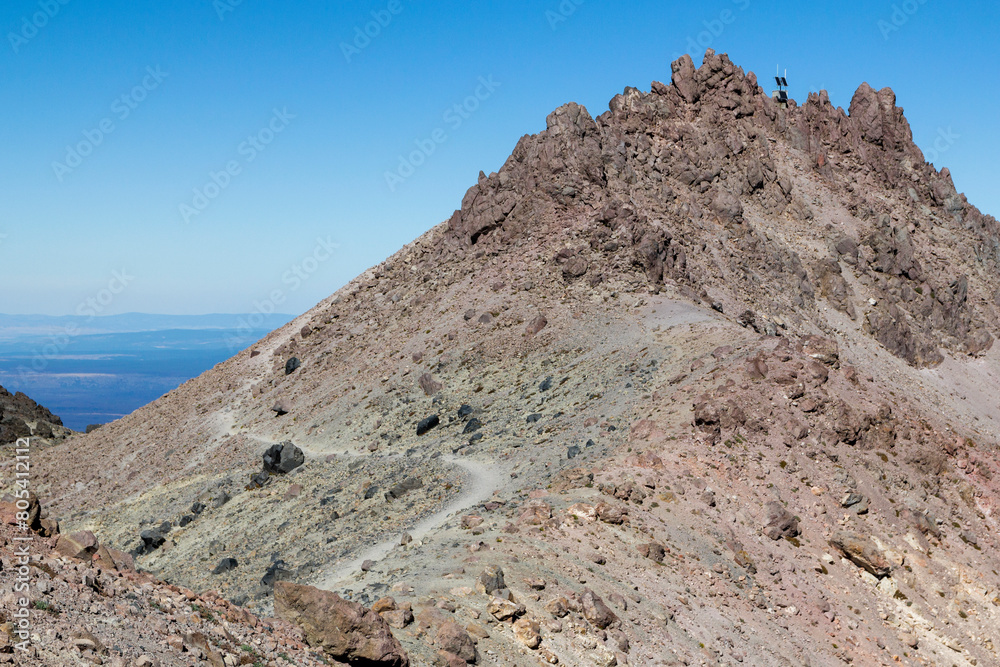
2;0;997;316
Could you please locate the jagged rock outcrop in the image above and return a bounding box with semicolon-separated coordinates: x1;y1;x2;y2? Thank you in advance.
0;385;67;444
443;49;997;367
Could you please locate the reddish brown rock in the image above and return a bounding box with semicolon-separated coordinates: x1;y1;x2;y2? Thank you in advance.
512;617;541;649
94;544;134;572
745;358;767;381
802;336;839;366
518;501;552;526
486;597;524;621
638;542;666;563
381;609;413;629
475;564;505;595
829;531;891;578
580;589;618;629
274;581;409;666
0;491;40;528
371;597;396;614
56;530;99;560
526;314;548;335
418;372;443;395
38;516;59;537
435;621;478;664
595;502;627;525
762;502;799;541
439;651;470;667
562;256;589;279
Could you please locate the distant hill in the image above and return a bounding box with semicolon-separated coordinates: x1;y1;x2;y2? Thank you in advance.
0;312;296;340
0;314;293;431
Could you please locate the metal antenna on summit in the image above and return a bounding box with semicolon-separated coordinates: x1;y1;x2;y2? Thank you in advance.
772;65;788;108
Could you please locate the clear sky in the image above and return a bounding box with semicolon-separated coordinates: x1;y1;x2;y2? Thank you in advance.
2;0;997;316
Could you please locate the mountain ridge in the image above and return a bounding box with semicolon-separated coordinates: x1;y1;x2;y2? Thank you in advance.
9;50;1000;666
446;50;997;366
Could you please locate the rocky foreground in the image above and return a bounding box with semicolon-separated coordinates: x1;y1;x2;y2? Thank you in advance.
3;49;1000;665
0;495;337;666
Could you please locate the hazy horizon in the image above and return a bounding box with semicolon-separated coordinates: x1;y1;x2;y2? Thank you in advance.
0;313;291;430
0;311;297;320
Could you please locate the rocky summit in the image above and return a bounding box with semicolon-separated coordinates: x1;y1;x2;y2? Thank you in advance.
4;50;1000;666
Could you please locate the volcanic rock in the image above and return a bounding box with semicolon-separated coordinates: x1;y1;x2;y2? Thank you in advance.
274;581;409;666
262;441;304;474
762;501;799;540
828;531;891;578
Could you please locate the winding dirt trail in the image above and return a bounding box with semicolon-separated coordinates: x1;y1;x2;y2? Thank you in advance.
209;412;508;592
314;455;507;591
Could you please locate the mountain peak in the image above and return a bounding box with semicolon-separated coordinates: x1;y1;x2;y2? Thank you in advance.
23;51;1000;667
443;50;996;367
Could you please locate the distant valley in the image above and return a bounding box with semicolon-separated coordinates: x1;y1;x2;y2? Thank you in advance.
0;313;293;431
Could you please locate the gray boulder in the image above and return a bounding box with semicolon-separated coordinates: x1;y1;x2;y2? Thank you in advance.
263;441;305;474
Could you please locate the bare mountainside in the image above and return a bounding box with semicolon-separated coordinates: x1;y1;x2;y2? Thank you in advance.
12;50;1000;665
